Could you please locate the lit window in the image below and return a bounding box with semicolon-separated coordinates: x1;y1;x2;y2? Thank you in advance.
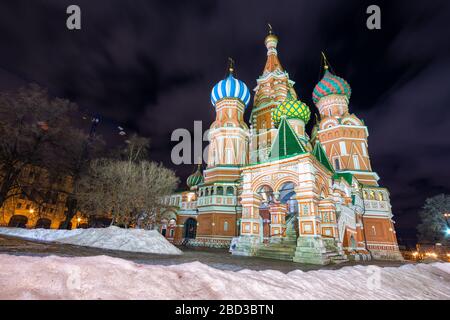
353;155;360;170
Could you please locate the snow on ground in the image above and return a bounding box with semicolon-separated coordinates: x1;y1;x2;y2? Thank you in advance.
0;254;449;300
0;227;182;255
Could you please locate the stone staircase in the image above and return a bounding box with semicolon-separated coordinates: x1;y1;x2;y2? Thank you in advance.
255;215;349;264
256;215;297;261
325;251;349;264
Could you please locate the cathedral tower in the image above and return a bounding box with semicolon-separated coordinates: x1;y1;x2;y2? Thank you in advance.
205;59;250;183
314;54;402;260
194;59;250;247
250;25;296;163
314;54;378;186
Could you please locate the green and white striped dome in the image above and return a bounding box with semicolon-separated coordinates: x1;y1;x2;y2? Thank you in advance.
186;165;204;188
272;91;311;128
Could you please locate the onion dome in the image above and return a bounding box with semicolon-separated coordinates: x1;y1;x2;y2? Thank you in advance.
210;59;251;108
264;23;279;55
272;91;311;127
262;24;283;74
312;68;351;105
186;165;204;189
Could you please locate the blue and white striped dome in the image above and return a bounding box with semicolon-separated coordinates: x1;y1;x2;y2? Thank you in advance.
210;74;251;108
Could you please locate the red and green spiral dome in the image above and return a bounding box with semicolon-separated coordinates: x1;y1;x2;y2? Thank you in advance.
312;70;351;104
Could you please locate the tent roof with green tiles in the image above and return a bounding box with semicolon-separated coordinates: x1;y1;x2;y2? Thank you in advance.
333;172;354;185
312;140;334;173
269;116;306;160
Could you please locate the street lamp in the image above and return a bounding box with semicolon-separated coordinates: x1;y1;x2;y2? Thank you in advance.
444;213;450;236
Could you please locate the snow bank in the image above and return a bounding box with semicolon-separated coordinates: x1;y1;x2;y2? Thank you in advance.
0;227;182;255
0;254;448;300
0;227;84;242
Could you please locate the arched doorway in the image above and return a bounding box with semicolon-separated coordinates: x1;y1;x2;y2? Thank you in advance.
160;218;168;237
257;185;274;242
161;210;177;239
278;182;299;237
184;218;197;239
279;182;298;216
35;218;52;229
8;215;28;228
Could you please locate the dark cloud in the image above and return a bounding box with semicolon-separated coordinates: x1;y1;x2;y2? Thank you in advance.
0;0;449;242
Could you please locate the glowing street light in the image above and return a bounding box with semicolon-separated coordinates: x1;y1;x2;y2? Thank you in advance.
444;213;450;236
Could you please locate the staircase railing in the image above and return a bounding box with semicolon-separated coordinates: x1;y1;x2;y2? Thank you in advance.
285;213;298;238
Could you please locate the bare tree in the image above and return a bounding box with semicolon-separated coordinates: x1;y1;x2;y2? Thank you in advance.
0;84;75;208
78;159;178;229
51;126;105;229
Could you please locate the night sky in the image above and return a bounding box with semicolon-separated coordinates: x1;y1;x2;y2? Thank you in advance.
1;0;450;245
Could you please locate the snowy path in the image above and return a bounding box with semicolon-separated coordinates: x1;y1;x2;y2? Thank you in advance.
0;233;409;273
0;254;449;300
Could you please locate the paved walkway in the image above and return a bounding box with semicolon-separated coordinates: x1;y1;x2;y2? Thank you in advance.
0;234;409;273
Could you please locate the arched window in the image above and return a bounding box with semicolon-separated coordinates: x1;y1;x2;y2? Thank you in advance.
350;235;356;248
353;155;360;170
224;221;229;232
226;186;234;196
216;186;224;195
334;158;341;170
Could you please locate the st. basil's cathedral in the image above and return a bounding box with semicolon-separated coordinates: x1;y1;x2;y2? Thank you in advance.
160;27;403;264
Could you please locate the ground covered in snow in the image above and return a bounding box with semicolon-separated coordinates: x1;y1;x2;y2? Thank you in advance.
0;227;182;255
0;254;449;300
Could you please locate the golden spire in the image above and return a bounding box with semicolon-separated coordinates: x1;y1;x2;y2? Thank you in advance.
265;23;278;43
263;24;282;73
228;57;235;75
321;51;329;70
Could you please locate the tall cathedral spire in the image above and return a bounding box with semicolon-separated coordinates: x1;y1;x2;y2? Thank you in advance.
250;25;294;164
